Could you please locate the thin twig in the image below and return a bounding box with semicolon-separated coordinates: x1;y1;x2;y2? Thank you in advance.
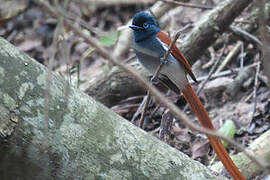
184;45;226;112
193;63;259;83
149;103;162;119
198;45;226;95
59;0;71;129
123;55;136;63
77;47;95;88
160;0;213;10
131;95;147;123
120;95;145;104
153;31;182;81
139;91;151;128
150;126;160;135
202;47;216;69
248;62;261;133
216;41;242;73
230;26;263;47
36;0;269;173
43;0;62;151
240;40;244;70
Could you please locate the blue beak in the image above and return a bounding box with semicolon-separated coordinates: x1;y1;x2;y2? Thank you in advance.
129;25;143;31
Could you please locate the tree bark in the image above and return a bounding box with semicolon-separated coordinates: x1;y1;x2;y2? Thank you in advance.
0;37;225;179
85;65;147;107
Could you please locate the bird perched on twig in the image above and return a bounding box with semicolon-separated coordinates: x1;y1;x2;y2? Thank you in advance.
129;11;246;180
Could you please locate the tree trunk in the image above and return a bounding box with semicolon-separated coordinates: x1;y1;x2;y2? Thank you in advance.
0;37;225;179
85;66;147;107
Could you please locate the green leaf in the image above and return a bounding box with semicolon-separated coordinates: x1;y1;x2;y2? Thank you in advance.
218;120;236;147
99;32;118;47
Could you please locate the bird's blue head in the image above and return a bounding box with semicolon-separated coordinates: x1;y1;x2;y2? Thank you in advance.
129;11;160;42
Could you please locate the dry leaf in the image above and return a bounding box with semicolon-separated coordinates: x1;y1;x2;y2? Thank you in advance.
191;138;210;159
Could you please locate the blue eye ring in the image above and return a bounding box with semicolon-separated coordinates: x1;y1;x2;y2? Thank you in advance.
143;23;149;29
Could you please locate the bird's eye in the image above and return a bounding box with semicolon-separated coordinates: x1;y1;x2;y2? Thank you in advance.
143;23;149;29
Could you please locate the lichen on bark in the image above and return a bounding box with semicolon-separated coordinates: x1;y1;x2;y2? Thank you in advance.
0;37;225;179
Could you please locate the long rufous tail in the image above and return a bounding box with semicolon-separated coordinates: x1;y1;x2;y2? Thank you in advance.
182;83;246;180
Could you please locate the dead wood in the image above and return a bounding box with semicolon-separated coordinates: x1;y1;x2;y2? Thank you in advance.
225;67;255;98
85;65;147;107
0;37;226;180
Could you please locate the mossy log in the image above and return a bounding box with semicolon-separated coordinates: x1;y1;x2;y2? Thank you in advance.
0;37;225;179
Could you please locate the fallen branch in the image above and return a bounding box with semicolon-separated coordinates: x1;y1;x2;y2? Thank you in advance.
180;0;253;65
160;0;213;10
85;66;146;107
216;41;242;74
225;66;255;98
0;37;225;179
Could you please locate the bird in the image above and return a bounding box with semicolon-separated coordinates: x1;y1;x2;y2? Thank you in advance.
129;11;246;180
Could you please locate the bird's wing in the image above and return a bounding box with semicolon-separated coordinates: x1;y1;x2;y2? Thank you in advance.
157;31;197;82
